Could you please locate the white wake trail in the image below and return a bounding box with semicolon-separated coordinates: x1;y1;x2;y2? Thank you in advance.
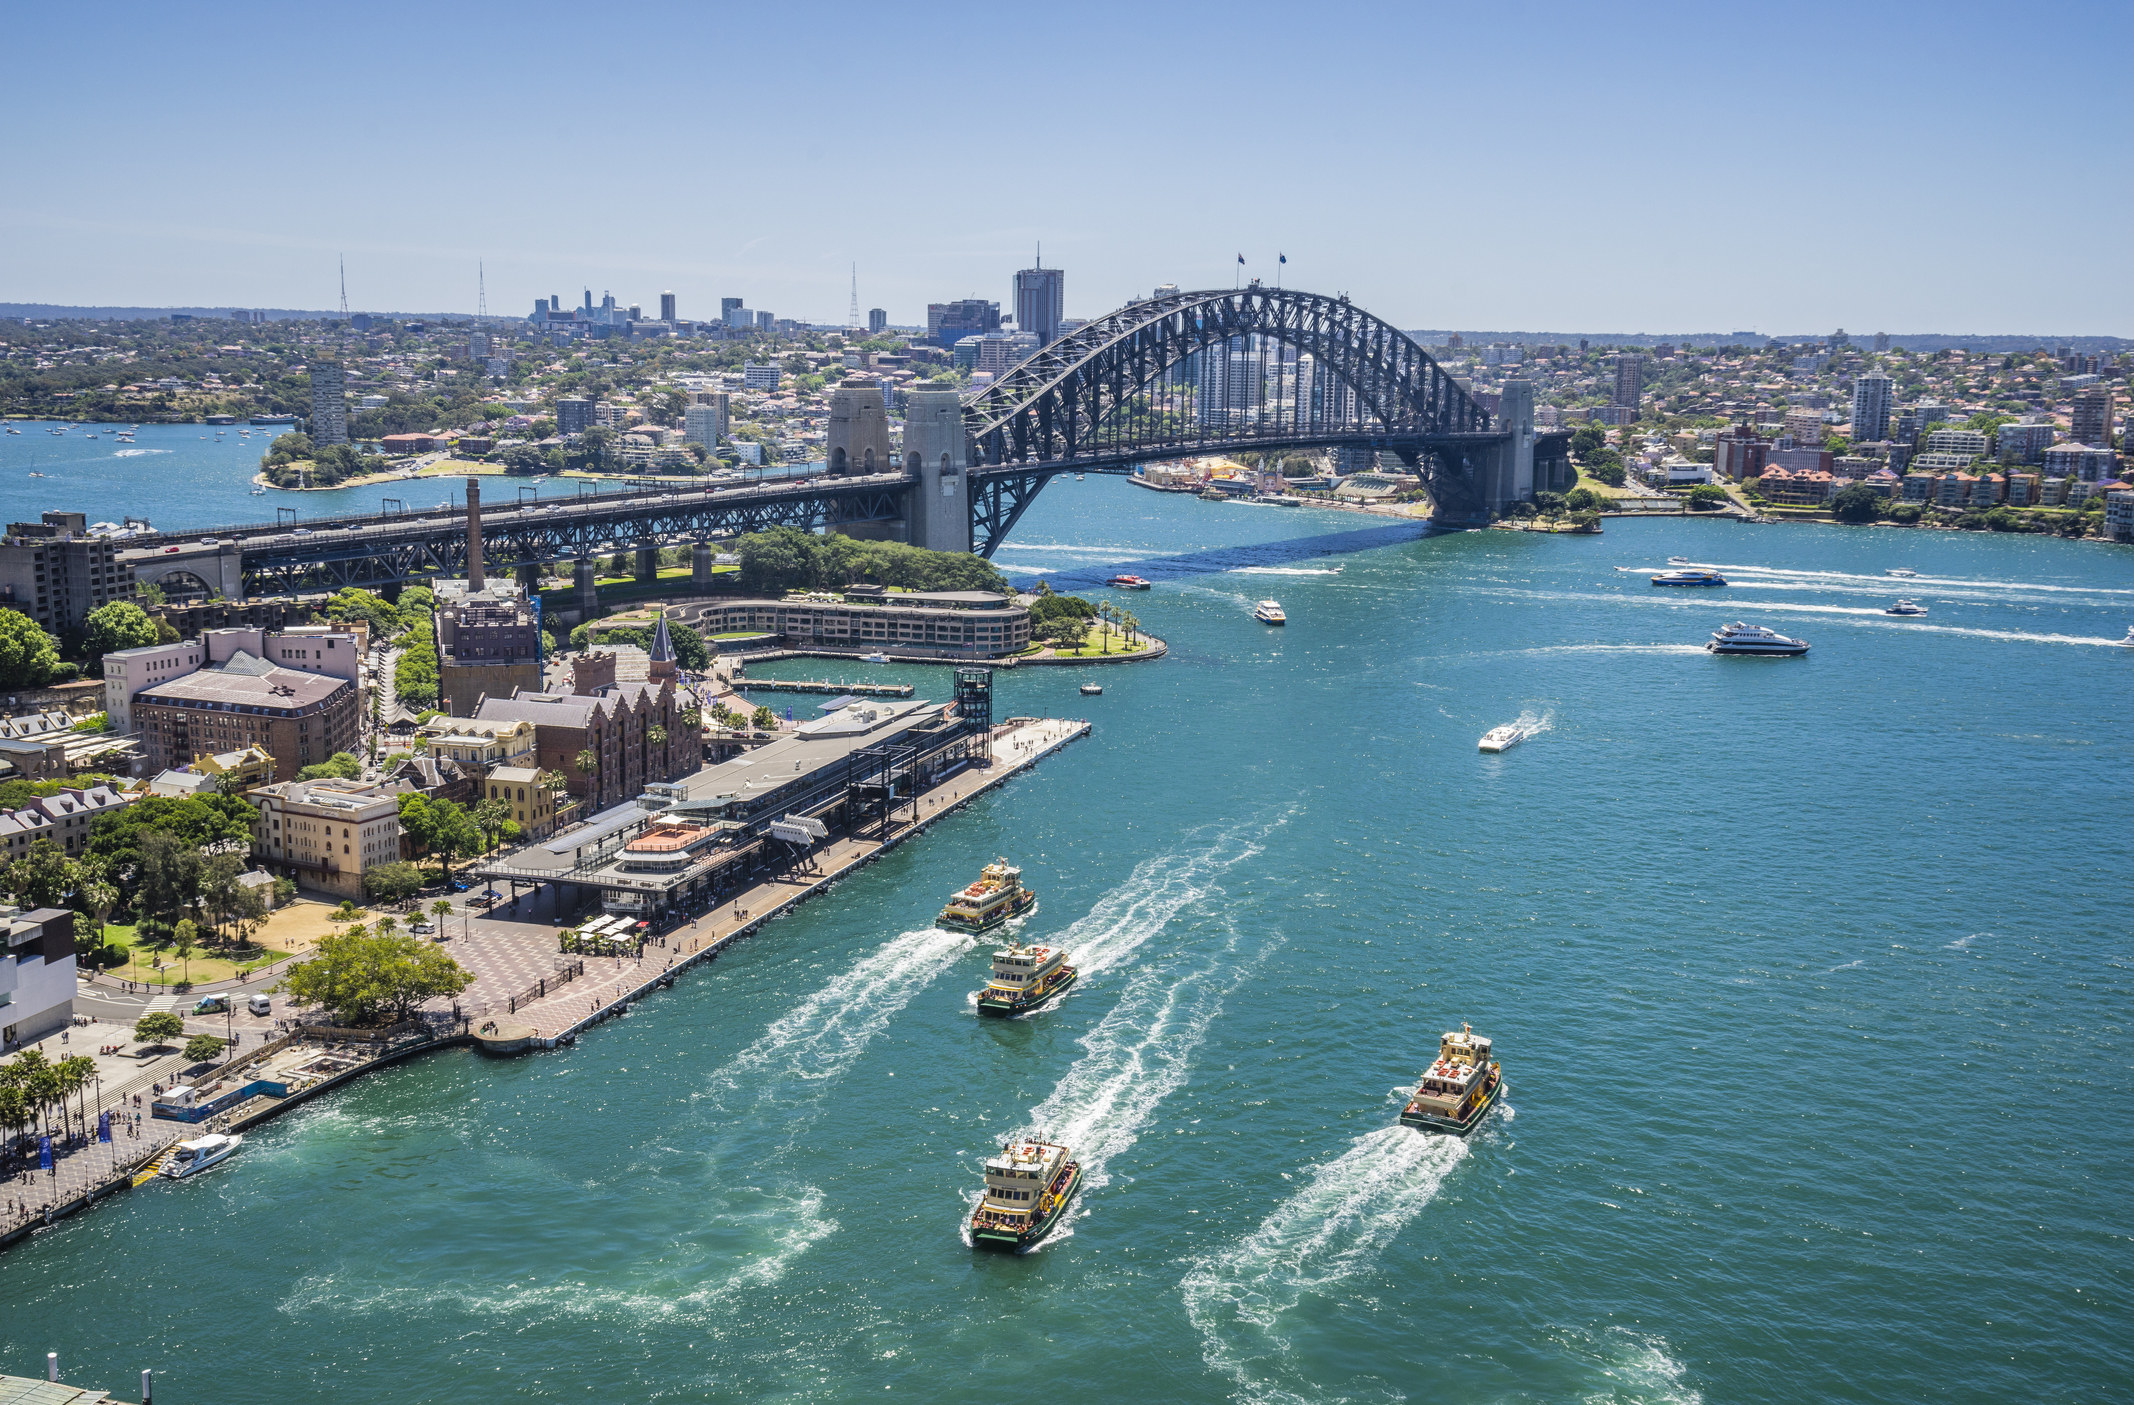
708;926;974;1100
1054;823;1274;980
1182;1125;1469;1405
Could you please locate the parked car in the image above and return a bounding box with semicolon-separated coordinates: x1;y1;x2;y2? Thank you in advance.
409;920;434;934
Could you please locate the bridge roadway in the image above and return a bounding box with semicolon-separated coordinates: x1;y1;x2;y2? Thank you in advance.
123;470;912;599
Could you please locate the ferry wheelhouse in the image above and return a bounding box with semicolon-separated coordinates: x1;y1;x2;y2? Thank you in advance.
937;859;1038;934
1399;1025;1503;1135
969;1139;1082;1250
976;939;1077;1016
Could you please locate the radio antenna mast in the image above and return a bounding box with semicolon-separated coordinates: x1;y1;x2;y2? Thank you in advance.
847;263;860;331
477;261;488;323
338;256;348;318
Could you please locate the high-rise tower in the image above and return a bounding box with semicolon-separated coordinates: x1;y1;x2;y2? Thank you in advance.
1014;252;1064;346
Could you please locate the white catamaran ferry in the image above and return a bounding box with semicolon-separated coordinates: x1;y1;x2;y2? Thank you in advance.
1478;721;1533;753
969;1138;1082;1250
1706;622;1810;656
937;859;1038;934
976;938;1077;1016
1400;1025;1503;1135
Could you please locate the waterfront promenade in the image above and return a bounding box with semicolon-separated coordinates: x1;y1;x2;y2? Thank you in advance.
2;715;1088;1253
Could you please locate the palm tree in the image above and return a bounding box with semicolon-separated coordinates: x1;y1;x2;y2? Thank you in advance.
575;748;599;776
430;898;453;928
646;724;668;748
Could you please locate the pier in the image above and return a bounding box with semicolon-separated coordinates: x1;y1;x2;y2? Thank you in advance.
731;677;915;698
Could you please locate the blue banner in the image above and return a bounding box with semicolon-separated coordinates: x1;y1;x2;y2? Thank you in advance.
98;1111;111;1143
38;1135;52;1170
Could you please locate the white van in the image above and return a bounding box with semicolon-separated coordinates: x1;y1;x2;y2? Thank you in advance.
247;993;271;1016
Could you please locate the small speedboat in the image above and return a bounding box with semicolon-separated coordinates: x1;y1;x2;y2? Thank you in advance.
1667;555;1693;565
2116;627;2134;649
1887;568;1918;578
1885;599;1927;616
161;1132;243;1179
1079;682;1103;696
861;652;890;663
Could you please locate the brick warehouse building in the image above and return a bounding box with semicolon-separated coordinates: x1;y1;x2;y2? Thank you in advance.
474;674;693;814
133;652;361;781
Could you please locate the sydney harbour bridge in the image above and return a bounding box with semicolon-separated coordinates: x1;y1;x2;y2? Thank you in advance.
130;287;1570;599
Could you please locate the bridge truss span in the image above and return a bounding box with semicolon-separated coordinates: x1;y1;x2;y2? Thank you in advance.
952;287;1539;553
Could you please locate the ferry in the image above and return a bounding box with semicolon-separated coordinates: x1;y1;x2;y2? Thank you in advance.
969;1138;1082;1250
1254;599;1287;624
160;1132;243;1178
1707;622;1809;656
1887;567;1918;578
1079;682;1103;696
1884;599;1927;616
937;858;1038;933
1108;574;1151;590
1651;568;1727;587
976;937;1078;1016
1478;721;1532;753
860;652;890;663
1400;1025;1503;1135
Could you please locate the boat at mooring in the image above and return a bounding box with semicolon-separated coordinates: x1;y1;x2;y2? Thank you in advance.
161;1133;244;1179
969;1139;1082;1250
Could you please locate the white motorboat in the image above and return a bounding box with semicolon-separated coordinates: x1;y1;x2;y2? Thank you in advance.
861;652;890;663
1478;722;1532;753
1667;555;1693;565
2117;626;2134;648
1887;568;1918;578
161;1132;243;1179
1885;599;1927;616
1707;622;1809;656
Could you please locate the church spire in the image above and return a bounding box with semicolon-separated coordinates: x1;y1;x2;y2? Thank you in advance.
648;613;677;681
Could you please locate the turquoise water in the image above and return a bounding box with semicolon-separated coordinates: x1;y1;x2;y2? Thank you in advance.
6;480;2133;1402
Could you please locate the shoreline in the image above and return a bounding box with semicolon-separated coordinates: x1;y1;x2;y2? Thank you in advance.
0;716;1091;1254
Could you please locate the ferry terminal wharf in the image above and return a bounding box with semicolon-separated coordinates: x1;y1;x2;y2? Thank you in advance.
1;712;1091;1255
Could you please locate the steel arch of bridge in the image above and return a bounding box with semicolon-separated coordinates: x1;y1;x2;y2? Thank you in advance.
956;287;1503;553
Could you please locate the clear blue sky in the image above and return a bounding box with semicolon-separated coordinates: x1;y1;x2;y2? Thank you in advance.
5;0;2127;335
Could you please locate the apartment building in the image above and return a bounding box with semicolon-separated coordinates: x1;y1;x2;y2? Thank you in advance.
251;777;404;900
0;513;135;635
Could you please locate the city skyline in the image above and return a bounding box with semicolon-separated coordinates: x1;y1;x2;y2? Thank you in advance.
2;1;2130;334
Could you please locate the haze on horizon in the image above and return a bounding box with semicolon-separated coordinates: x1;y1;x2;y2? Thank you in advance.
3;0;2127;337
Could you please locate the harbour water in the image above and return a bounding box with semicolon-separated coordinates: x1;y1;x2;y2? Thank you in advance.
0;420;810;530
5;478;2132;1402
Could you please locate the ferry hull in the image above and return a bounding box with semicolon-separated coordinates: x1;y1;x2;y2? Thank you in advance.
971;1163;1082;1250
938;890;1037;934
977;966;1078;1017
1400;1068;1503;1136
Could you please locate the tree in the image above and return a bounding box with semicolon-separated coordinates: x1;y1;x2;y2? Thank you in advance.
183;1034;227;1065
574;748;599;776
472;797;512;851
173;918;196;978
283;927;473;1025
298;751;363;782
1831;483;1884;523
362;860;426;905
134;1011;185;1046
0;609;62;688
1564;487;1602;512
4;837;78;910
751;704;778;730
430;898;454;928
88;794;255;877
82;601;159;662
1685;484;1731;510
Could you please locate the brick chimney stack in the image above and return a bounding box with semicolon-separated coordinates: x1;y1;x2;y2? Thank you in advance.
466;476;485;591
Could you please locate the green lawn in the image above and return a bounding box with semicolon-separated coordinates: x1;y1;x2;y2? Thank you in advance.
1049;633;1146;658
94;923;291;987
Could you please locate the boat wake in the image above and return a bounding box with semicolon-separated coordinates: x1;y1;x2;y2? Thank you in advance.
1010;906;1280;1239
1061;820;1278;980
1546;1324;1704;1404
705;926;974;1106
1181;1125;1470;1405
1230;565;1343;576
1708;563;2134;597
1477;587;2129;647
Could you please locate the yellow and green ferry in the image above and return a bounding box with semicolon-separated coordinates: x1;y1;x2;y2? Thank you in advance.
969;1139;1082;1251
974;938;1077;1017
937;859;1038;934
1399;1024;1503;1135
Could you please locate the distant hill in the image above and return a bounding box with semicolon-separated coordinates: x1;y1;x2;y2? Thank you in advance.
1407;329;2132;352
0;304;471;323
